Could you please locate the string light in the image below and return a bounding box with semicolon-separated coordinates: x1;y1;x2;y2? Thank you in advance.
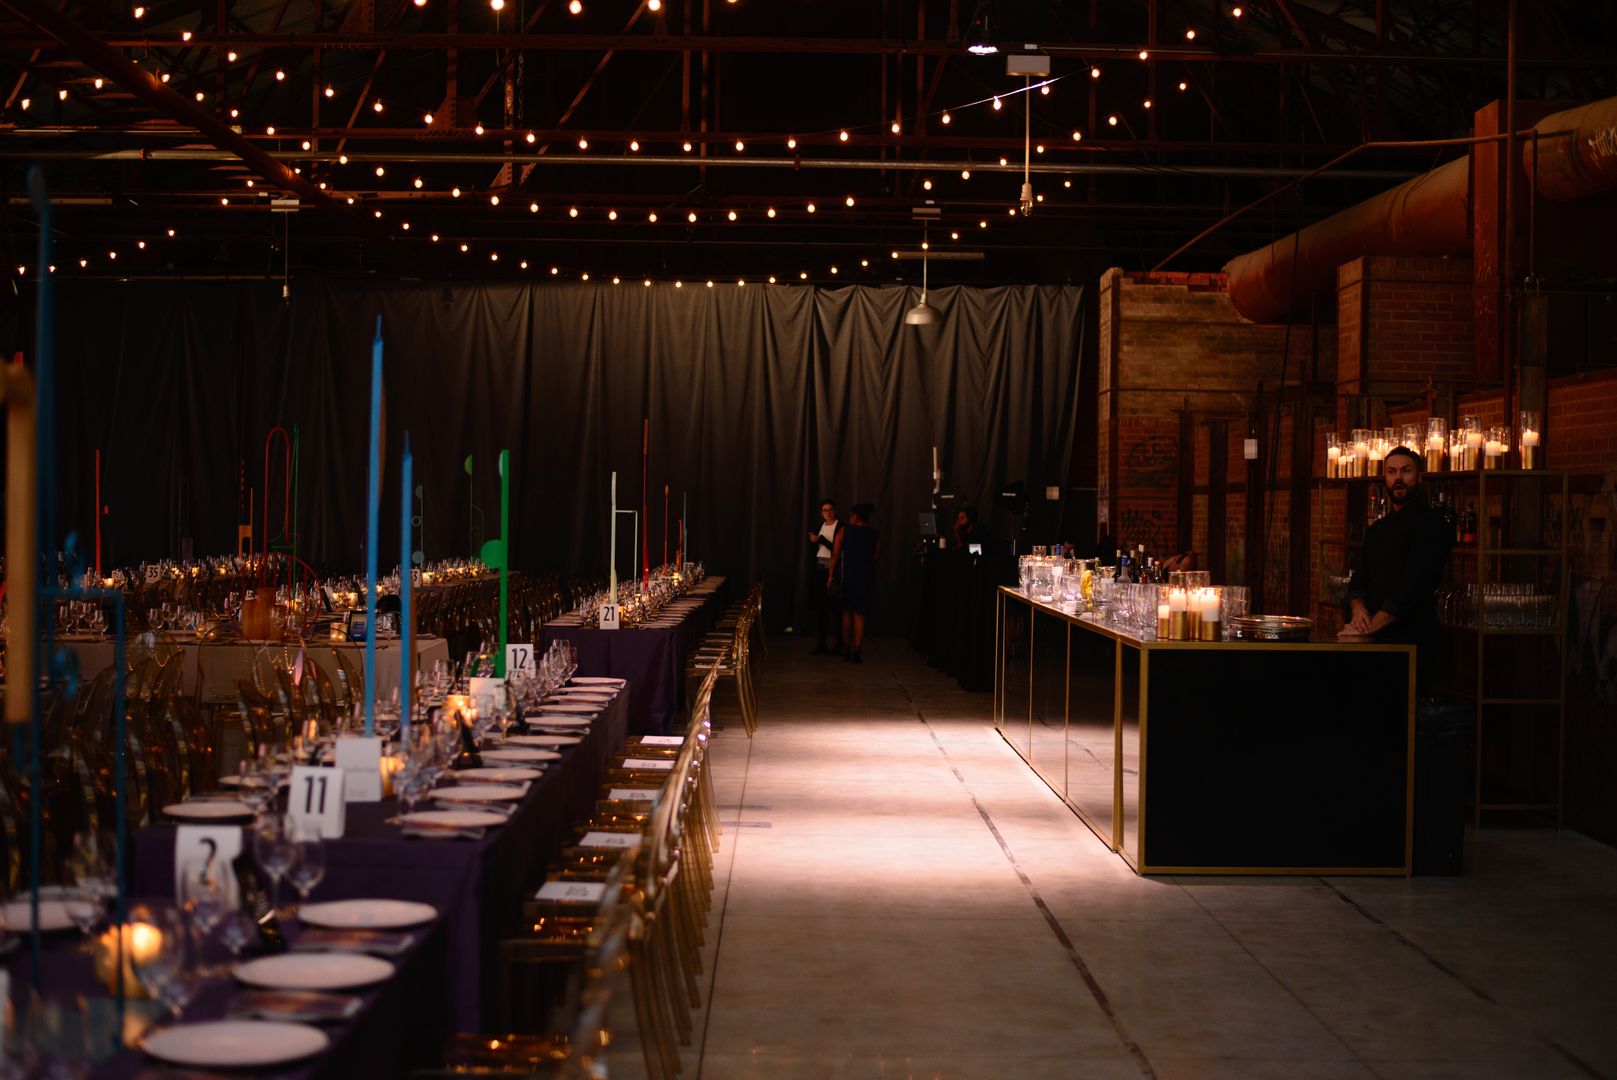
180;29;191;40
941;112;952;124
552;267;560;275
630;140;640;151
1232;5;1244;16
246;179;255;188
890;121;901;134
1064;179;1073;188
648;0;660;9
607;208;618;220
133;5;144;16
19;97;29;110
107;250;116;260
806;202;816;213
978;219;987;228
1185;27;1197;40
339;154;349;164
424;112;434;124
844;195;855;207
167;228;175;237
460;243;469;252
275;70;286;81
706;280;714;288
374;210;383;218
194;91;204;102
961;169;971;179
1090;67;1101;79
799;272;808;280
227;50;237;62
373;101;384;113
568;0;582;12
489;194;499;205
675;280;683;288
1179;81;1189;91
79;258;88;268
490;0;504;9
375;165;385;176
531;202;541;213
734;139;745;152
161;74;170;82
451;186;461;197
577;137;589;149
859;258;869;267
302;140;312;150
220;197;229;205
475;123;485;135
526;132;536;144
414;0;426;6
1143;98;1154;108
431;233;440;242
522;260;530;270
569;207;579;217
682;141;693;152
266;125;276;134
137;240;146;249
644;279;652;287
401;221;411;230
648;212;658;222
999;157;1008;166
992;97;1002;111
838;129;849;142
413;177;423;188
688;212;698;223
1040;84;1050;95
923;178;933;190
787;137;797;149
58;89;67;101
1035;144;1045;153
738;279;746;286
727;210;737;221
950;231;959;240
490;252;499;261
829;266;838;275
93;77;104;89
766;207;776;218
768;275;776;283
1138;49;1149;60
1108;115;1118;126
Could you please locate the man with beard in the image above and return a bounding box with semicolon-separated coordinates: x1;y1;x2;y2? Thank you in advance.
1341;445;1453;691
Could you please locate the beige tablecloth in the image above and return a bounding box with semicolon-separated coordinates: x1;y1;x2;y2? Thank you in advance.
59;634;452;703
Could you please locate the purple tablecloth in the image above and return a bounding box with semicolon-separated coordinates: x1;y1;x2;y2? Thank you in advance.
540;577;728;735
132;686;630;1032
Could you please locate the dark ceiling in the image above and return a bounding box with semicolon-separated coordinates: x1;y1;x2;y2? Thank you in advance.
2;0;1615;288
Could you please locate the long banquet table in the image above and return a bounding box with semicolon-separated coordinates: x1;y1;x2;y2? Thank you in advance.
132;682;630;1032
59;634;453;704
540;576;728;734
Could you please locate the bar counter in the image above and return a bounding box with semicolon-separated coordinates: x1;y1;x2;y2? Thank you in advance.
995;587;1415;875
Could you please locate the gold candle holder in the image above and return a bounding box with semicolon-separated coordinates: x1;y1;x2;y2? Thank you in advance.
1198;615;1221;641
1156;604;1171;640
1519;410;1540;470
1168;611;1189;641
1186;609;1202;641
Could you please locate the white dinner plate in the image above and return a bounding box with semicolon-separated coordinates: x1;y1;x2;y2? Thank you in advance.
528;714;592;727
433;783;526;803
295;899;438;930
538;702;598;713
499;738;566;754
400;809;509;829
233;953;395;991
481;747;563;763
0;898;95;932
553;690;615;699
508;734;581;747
142;1020;329;1068
164;800;255;820
570;677;626;686
454;766;544;782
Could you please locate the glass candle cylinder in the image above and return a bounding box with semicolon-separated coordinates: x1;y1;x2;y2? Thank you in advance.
1156;600;1171;640
1463;416;1483;471
1519;410;1541;469
1325;432;1341;479
1484;425;1508;469
1400;424;1423;453
1350;429;1369;478
1167;586;1189;641
1198;587;1222;641
1426;418;1448;473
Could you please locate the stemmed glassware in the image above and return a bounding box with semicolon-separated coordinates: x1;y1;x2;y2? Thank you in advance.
178;864;229;975
285;819;326;911
252;814;299;918
128;903;198;1021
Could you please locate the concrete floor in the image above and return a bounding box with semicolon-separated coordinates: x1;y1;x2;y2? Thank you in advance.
673;637;1617;1080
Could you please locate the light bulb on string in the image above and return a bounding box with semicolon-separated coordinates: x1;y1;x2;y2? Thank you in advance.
961;169;970;179
490;252;498;261
580;272;589;280
424;112;434;124
133;5;144;16
630;139;639;151
737;279;745;286
1090;66;1100;79
194;91;204;102
612;275;621;284
266;125;275;134
992;97;1002;111
1064;178;1073;188
923;178;933;190
475;123;485;135
568;206;578;217
860;258;869;267
137;240;146;249
531;202;540;213
727;210;737;221
675;280;683;288
766;207;776;218
229;107;238;117
1035;144;1045;153
706;280;713;288
525;132;535;143
79;258;88;268
301;140;312;150
18;97;27;109
806;202;816;213
58;89;67;100
1138;50;1149;60
93;77;104;89
1231;5;1243;16
608;209;618;220
1040;84;1050;95
568;0;581;12
374;210;383;218
1185;28;1196;40
401;221;410;230
687;212;697;223
375;165;385;176
940;112;951;125
799;272;808;280
167;228;175;237
838;129;850;142
551;267;560;275
681;141;692;152
999;157;1008;166
274;69;285;81
734;139;744;152
372;101;383;113
1143;99;1152;108
768;276;777;284
246;179;255;188
829;267;838;275
338;154;349;164
1107;115;1118;126
845;195;855;207
226;50;237;62
890;121;900;134
648;212;658;222
522;261;530;270
577;137;588;149
490;0;504;9
160;73;170;82
949;230;960;240
978;219;987;228
413;177;423;188
648;0;660;8
460;243;469;252
786;136;797;149
451;186;460;196
1179;80;1189;91
644;279;652;287
489;194;499;205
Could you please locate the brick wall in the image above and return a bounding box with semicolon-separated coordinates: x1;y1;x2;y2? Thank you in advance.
1099;268;1331;566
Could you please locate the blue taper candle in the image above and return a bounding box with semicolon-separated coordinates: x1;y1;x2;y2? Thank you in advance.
399;433;413;744
364;317;382;737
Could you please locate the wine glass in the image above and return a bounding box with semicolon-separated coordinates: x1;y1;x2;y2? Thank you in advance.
285;820;325;910
127;904;196;1021
216;909;257;963
253;815;298;918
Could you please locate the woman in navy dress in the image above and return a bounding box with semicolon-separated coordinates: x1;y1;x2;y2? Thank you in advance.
829;503;879;663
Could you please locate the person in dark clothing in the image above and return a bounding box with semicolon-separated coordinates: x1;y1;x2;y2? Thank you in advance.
829;503;879;663
1342;446;1453;692
806;498;844;655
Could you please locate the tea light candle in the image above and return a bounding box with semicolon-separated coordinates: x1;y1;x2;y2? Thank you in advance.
95;921;164;996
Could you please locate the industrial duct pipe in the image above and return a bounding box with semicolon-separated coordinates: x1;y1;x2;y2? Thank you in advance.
1223;95;1617;324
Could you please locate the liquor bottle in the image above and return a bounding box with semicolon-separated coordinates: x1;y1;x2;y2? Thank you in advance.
1116;548;1131;582
1461;502;1478;547
1134;544;1148;582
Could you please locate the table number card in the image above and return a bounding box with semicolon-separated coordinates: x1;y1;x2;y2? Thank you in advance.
175;826;243;907
598;604;620;630
505;644;535;678
535;880;609;904
289;765;346;838
334;736;384;802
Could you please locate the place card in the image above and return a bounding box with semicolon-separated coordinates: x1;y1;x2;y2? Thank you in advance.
175;826;243;907
535;881;608;903
289;766;347;838
468;676;504;709
505;643;535;678
607;788;657;802
622;758;674;771
638;736;684;747
579;831;640;849
334;737;383;803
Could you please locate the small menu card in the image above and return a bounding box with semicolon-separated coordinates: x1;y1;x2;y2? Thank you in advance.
334;737;384;803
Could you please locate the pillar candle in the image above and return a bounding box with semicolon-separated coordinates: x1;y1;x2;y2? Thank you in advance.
1326;446;1340;478
1520;430;1539;470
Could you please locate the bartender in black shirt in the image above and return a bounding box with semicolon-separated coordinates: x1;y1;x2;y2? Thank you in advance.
1341;445;1453;691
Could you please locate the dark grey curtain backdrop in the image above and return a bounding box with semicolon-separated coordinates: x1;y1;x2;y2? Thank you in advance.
3;279;1086;630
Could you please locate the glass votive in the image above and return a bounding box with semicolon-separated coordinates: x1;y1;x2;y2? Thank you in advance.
1325;432;1341;479
1484;425;1509;469
1462;415;1483;470
1350;429;1369;478
1426;418;1448;473
1196;587;1222;641
1162;584;1190;641
1519;410;1541;469
1400;423;1423;452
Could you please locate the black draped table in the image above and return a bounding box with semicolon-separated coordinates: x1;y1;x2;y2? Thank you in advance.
540;576;728;735
130;683;630;1036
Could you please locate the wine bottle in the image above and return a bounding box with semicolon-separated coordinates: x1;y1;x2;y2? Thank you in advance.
454;711;484;769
